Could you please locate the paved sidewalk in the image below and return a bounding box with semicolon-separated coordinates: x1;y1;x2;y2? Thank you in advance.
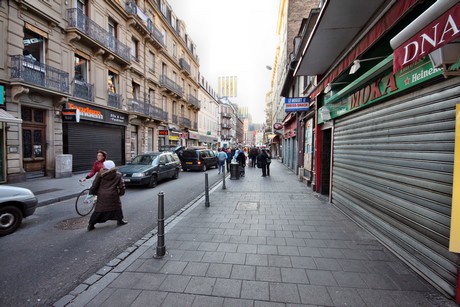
54;161;455;306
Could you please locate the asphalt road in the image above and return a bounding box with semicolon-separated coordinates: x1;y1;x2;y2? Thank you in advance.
0;168;223;306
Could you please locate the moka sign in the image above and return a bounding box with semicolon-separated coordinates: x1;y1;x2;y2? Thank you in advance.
393;2;460;73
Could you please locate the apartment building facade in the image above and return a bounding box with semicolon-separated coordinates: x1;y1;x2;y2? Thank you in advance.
0;0;201;182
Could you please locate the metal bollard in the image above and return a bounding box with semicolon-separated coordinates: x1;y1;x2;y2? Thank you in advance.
155;191;166;258
205;172;210;207
222;167;226;190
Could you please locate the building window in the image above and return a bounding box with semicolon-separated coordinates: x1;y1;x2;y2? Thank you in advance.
77;0;88;15
108;18;117;49
74;54;88;81
172;42;177;58
149;52;155;73
131;37;139;61
23;29;45;63
132;81;140;102
108;71;118;93
149;89;155;106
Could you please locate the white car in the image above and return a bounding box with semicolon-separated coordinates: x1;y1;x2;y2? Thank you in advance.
0;186;38;236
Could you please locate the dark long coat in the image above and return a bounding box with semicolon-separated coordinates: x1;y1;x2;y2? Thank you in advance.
89;167;125;212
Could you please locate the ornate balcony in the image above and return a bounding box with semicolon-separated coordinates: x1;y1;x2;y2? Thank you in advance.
107;91;122;109
128;97;147;114
67;8;130;65
10;55;69;94
222;112;232;118
72;79;94;101
147;19;166;49
179;117;191;128
149;106;168;122
179;58;191;75
160;75;183;98
187;94;201;109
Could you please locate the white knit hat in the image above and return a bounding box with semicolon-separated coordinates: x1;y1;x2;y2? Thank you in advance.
103;160;115;170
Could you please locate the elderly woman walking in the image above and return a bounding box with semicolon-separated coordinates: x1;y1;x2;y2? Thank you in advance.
87;160;127;231
257;149;269;177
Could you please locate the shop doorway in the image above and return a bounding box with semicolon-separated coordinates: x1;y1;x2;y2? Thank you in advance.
21;107;46;178
319;128;331;195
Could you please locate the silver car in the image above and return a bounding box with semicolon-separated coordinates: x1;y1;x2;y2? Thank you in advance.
0;186;38;236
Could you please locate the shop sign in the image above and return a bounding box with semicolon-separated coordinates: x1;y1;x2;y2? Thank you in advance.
66;101;128;126
169;135;179;141
188;131;199;140
158;130;168;136
61;108;80;122
284;97;310;112
320;57;444;124
273;123;283;130
393;3;460;73
0;85;4;106
180;132;188;139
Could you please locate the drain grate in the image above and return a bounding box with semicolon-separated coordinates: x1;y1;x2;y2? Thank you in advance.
34;188;62;195
236;201;259;210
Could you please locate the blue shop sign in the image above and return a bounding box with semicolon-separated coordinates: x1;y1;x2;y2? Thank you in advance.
284;97;310;112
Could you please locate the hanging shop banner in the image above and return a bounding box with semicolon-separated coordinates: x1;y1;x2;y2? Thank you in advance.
392;2;460;73
450;104;460;253
61;108;80;122
66;101;128;126
284;97;310;112
320;56;445;124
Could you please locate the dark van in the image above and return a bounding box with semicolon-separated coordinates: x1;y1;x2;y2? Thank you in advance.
180;148;218;171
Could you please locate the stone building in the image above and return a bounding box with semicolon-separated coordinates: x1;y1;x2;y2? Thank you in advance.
0;0;201;182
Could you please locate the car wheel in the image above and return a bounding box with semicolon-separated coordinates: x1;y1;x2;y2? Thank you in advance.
0;206;23;236
148;174;158;188
202;164;207;172
173;169;179;179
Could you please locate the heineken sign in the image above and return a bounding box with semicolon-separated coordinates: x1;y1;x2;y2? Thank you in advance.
320;57;444;123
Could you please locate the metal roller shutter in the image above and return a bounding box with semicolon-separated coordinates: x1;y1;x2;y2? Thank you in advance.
332;79;460;298
64;122;125;172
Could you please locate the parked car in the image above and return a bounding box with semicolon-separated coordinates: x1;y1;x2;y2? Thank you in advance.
118;152;181;188
180;148;218;171
0;186;38;236
158;145;184;155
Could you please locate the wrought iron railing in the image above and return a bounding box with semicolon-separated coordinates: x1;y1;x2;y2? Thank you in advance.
187;94;201;109
172;114;178;124
160;75;183;97
125;0;137;15
180;117;191;128
128;97;146;114
10;55;69;93
67;8;130;62
179;58;191;74
72;79;94;101
149;106;168;121
108;91;122;109
147;19;166;48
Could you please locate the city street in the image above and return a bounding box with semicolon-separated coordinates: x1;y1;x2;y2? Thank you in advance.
0;169;222;306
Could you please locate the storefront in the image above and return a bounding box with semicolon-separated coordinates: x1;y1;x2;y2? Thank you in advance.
187;130;199;147
63;101;128;172
282;113;297;171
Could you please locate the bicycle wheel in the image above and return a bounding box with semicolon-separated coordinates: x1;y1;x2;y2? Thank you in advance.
75;189;96;216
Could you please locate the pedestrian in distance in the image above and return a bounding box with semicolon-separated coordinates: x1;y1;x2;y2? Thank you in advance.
265;149;272;176
224;148;232;172
249;147;259;168
80;150;107;182
236;149;246;177
216;148;228;174
257;149;269;177
87;160;127;231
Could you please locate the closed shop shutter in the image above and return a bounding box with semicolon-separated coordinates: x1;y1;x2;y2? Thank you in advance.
332;79;460;298
64;122;125;172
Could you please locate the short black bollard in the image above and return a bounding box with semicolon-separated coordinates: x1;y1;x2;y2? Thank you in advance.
222;167;226;190
205;172;210;207
154;191;166;258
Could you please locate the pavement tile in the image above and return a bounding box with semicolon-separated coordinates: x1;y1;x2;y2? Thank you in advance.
201;251;226;263
240;280;269;300
159;260;188;274
356;289;398;307
281;268;309;284
256;266;282;282
359;272;399;290
217;243;239;253
306;269;338;286
161;292;195;307
206;263;233;278
277;246;300;256
198;242;220;251
332;271;367;288
290;256;316;269
268;255;292;267
130;290;168;307
269;282;301;303
245;254;268;266
297;284;333;306
313;258;342;271
304;238;328;247
85;288;116;307
159;274;191;292
248;236;267;245
284;238;307;246
257;245;278;255
212;278;242;298
179;250;205;262
108;272;166;290
266;237;286;245
223;297;253;307
229;235;249;244
184;276;216;295
231;264;256;280
223;252;247;265
318;247;345;258
192;295;225;307
182;262;209;276
338;259;369;272
179;241;202;251
212;234;232;242
327;287;367;306
237;244;258;254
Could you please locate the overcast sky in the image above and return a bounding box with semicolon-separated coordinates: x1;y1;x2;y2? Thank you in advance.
167;0;279;123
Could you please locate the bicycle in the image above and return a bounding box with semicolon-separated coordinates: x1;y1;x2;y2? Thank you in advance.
75;179;97;216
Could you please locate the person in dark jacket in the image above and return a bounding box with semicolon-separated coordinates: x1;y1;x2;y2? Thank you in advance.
87;160;127;231
257;149;269;177
236;150;246;177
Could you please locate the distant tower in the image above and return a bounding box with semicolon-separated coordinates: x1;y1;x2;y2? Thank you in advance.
218;76;238;98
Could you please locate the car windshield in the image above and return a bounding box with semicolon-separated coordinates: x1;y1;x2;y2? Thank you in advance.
132;155;157;165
